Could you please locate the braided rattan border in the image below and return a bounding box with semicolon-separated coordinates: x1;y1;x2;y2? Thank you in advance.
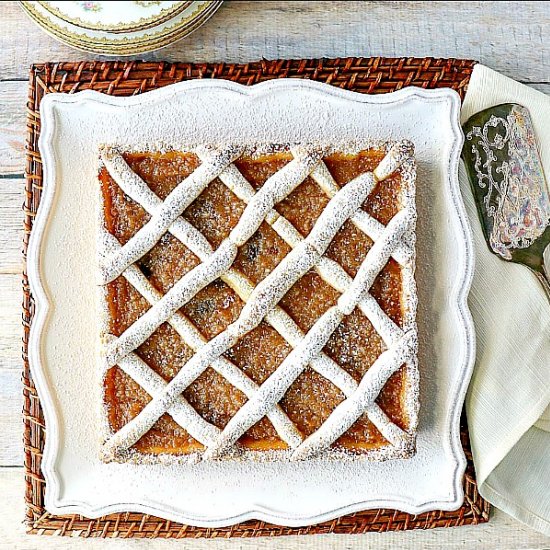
23;56;489;537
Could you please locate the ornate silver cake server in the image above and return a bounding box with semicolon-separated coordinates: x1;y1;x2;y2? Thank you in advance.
462;103;550;301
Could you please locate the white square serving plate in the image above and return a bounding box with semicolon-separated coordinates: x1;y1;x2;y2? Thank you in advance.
29;79;475;527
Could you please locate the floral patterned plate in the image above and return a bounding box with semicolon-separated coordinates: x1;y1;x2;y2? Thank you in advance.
19;0;222;55
37;1;191;33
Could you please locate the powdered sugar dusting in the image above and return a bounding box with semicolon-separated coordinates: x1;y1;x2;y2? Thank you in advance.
98;141;418;463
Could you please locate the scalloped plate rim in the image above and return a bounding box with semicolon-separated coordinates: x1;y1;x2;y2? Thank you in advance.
28;78;475;527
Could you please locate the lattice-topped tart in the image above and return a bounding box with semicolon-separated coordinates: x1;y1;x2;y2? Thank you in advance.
97;140;418;463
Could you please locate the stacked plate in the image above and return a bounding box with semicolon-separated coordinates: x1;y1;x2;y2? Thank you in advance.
19;1;223;55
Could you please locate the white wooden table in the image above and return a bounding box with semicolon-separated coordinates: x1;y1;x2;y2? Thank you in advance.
1;2;549;548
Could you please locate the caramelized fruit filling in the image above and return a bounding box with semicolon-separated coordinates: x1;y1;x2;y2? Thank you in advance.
100;149;407;454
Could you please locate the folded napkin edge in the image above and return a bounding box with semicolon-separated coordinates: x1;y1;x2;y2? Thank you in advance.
481;481;550;536
467;379;550;485
462;64;550;123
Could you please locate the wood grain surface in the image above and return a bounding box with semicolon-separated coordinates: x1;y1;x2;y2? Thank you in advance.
1;0;549;547
1;1;550;81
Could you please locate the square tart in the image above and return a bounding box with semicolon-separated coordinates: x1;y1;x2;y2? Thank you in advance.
98;143;418;463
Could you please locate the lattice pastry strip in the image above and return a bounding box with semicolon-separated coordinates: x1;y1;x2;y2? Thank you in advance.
99;141;417;461
100;152;389;447
204;208;415;459
214;154;406;347
100;232;302;448
102;150;402;364
100;150;401;444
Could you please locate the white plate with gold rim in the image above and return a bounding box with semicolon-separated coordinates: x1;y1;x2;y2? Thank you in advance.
19;0;222;55
37;1;192;33
22;2;222;56
31;6;221;57
30;79;475;527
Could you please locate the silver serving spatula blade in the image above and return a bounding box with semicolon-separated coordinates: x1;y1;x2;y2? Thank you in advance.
462;103;550;301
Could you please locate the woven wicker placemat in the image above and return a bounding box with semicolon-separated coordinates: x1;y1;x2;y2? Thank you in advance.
23;56;489;538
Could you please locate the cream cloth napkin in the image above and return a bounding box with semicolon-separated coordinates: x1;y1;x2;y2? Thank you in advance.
461;64;550;536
